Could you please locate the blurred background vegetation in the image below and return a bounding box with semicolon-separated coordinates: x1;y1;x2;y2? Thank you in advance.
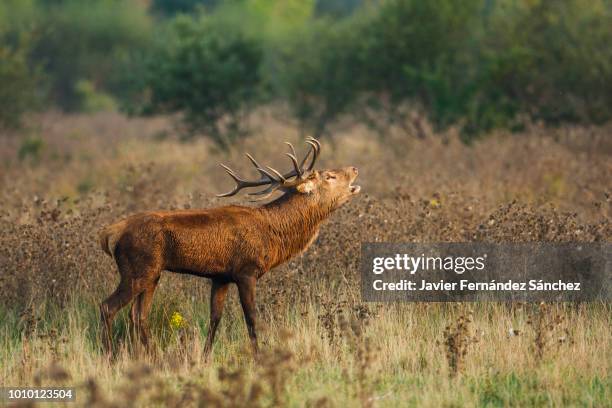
1;0;611;146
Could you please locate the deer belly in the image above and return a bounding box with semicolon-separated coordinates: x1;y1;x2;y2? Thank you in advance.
165;233;233;275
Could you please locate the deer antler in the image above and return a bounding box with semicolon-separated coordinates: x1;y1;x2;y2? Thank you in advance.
217;137;321;198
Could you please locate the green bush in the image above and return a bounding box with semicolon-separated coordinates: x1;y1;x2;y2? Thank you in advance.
32;0;153;111
74;80;117;113
0;0;43;129
279;0;483;136
18;136;44;162
314;0;362;18
278;18;366;137
141;14;264;147
279;0;612;141
472;0;612;132
151;0;218;16
0;34;42;129
2;0;612;142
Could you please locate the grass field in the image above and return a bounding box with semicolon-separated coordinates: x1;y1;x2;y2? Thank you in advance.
1;112;610;407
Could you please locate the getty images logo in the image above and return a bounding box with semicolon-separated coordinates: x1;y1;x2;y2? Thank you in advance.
372;253;487;275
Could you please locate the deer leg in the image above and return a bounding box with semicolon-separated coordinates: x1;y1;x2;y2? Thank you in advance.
129;293;143;346
129;274;160;353
100;278;139;356
236;276;258;356
135;278;159;350
203;279;230;361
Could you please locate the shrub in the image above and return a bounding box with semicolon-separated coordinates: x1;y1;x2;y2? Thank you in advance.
473;0;612;132
0;33;42;129
140;14;264;148
354;0;483;135
356;0;612;140
4;0;612;143
278;17;367;137
151;0;219;16
18;135;44;162
279;0;612;141
74;79;117;113
314;0;363;18
278;0;483;137
32;0;153;111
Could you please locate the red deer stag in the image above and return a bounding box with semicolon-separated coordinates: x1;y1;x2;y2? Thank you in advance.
99;137;360;358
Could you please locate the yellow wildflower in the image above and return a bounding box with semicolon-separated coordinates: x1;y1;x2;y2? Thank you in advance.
169;311;186;329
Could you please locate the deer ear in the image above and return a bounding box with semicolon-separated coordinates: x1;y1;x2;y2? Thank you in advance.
296;180;315;194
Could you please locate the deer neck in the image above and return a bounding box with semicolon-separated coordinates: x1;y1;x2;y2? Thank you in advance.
259;193;333;264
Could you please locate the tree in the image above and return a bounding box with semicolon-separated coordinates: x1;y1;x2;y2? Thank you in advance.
142;15;264;147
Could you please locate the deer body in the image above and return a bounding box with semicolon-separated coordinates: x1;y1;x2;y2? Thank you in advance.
99;138;359;358
101;195;328;279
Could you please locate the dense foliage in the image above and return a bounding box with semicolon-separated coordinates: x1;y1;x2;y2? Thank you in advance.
0;0;151;116
0;34;41;129
1;0;611;143
140;15;263;147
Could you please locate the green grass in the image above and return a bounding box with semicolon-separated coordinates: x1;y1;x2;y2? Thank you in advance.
1;297;609;407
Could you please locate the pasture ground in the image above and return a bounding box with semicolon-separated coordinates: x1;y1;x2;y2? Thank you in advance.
1;112;610;407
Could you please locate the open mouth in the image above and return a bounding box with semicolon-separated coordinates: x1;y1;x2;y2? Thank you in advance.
348;170;360;194
349;183;361;194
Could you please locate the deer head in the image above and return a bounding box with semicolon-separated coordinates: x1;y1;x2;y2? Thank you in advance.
218;137;360;209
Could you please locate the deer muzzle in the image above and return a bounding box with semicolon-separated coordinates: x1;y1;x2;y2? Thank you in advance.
347;167;360;194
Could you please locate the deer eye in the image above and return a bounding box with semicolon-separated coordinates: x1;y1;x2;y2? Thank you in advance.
325;174;336;180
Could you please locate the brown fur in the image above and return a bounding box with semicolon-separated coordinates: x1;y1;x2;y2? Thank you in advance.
99;166;359;358
99;219;129;258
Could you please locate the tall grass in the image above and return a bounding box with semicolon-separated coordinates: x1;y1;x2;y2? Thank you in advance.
0;112;610;406
1;299;610;406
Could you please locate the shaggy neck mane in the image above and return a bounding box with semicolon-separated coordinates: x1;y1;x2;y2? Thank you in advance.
257;192;334;265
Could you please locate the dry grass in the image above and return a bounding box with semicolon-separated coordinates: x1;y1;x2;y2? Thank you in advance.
0;112;610;406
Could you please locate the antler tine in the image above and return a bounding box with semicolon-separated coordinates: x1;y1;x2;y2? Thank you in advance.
245;153;274;180
305;140;318;153
216;161;279;197
219;163;241;182
306;136;321;151
304;140;320;171
216;164;246;197
298;147;312;171
285;142;298;159
217;189;239;198
297;137;320;171
245;153;262;169
249;189;277;202
283;137;321;177
266;166;286;182
248;183;277;196
285;153;302;176
282;142;306;179
257;166;279;182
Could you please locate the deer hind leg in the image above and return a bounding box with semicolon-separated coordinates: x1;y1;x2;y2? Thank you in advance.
130;276;160;352
129;293;142;346
100;277;139;356
203;279;231;361
236;276;258;357
102;258;160;357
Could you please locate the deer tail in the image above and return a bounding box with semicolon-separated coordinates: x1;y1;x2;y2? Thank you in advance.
99;219;128;259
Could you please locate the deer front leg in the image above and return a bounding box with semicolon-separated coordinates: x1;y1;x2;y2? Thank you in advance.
203;279;230;361
236;275;259;356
